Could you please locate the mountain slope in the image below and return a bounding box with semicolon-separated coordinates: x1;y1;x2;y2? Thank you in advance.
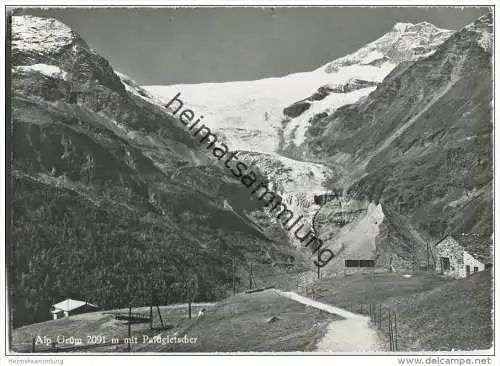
8;12;493;331
144;21;454;249
305;13;493;267
9;15;304;327
145;14;492;272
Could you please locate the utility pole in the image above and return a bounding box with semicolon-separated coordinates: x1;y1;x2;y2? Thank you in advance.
232;256;236;295
156;302;164;329
150;284;154;330
412;240;416;271
426;241;430;272
152;284;164;329
188;284;192;319
378;304;382;329
317;246;320;279
128;303;132;352
388;309;393;351
394;313;398;351
249;263;253;289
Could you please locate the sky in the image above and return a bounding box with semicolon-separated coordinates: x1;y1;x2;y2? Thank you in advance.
14;7;490;85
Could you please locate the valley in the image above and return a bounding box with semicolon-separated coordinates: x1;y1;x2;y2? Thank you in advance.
145;13;493;272
7;10;494;352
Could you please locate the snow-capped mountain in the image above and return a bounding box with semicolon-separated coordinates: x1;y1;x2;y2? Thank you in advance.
146;21;452;153
144;21;454;250
9;10;492;324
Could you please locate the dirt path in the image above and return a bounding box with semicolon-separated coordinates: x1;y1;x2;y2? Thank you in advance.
274;290;383;352
316;317;384;352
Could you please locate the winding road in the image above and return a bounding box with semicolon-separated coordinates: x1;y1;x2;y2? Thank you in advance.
274;289;384;352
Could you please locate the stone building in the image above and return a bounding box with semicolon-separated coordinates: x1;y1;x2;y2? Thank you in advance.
434;235;486;278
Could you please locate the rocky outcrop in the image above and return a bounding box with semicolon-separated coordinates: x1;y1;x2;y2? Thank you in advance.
322;21;453;73
282;80;378;118
283;101;312;118
329;79;379;93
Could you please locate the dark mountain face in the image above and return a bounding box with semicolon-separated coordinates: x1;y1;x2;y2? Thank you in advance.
303;13;493;266
9;15;302;327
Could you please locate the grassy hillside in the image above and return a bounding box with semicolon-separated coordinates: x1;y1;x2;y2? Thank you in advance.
312;271;493;351
312;272;451;308
11;290;340;353
390;270;493;351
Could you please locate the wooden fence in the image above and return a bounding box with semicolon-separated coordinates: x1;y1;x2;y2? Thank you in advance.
345;303;399;351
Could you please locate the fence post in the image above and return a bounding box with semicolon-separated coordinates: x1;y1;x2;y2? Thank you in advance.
388;310;393;351
128;303;132;352
32;337;36;353
150;286;153;330
394;313;398;351
156;303;165;329
378;304;382;329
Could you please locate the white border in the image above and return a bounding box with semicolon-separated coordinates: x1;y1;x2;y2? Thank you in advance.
1;2;498;365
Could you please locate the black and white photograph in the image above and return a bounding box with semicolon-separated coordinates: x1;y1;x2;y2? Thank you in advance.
1;2;497;364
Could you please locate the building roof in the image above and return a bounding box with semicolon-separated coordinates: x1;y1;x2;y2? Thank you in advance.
51;299;98;312
452;233;491;261
435;234;491;262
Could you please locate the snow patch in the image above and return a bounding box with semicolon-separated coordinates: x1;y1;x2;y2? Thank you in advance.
14;63;68;81
12;15;76;54
392;22;414;32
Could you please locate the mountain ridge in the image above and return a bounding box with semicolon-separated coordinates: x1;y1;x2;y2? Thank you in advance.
143;18;461;256
306;12;493;266
8;12;493;328
10;14;305;327
145;13;493;269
